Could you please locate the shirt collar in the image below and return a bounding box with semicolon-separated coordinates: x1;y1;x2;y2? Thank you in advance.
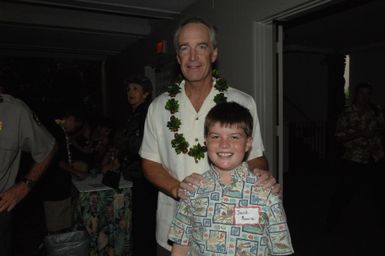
208;162;249;183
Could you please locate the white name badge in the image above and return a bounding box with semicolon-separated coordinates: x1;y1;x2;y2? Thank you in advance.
234;206;261;225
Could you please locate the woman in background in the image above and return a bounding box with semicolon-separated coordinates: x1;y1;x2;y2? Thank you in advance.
103;75;158;255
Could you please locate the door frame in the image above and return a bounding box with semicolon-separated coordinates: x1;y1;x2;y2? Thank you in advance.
252;0;332;190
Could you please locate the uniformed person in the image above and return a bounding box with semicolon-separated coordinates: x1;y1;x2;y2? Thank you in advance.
0;91;57;256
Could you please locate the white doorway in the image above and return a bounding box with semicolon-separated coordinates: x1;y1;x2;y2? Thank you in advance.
252;0;332;189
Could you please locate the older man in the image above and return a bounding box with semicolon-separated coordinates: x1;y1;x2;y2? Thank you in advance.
140;17;279;255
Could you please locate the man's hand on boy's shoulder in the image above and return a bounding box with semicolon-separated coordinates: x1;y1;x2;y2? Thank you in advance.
177;170;282;199
248;155;282;197
177;173;204;200
253;168;282;197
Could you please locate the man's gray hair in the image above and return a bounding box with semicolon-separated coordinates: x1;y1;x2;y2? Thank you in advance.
173;17;217;51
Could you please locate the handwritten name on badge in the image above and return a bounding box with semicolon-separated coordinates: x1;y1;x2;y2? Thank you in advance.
234;206;260;225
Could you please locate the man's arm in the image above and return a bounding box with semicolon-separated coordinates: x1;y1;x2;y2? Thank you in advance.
59;160;88;178
248;154;269;171
0;143;58;212
142;158;180;199
171;244;188;256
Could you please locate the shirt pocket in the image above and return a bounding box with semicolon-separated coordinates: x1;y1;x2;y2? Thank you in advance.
0;136;19;171
0;136;18;151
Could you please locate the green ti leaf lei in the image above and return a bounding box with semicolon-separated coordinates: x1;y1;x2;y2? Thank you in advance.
165;70;229;163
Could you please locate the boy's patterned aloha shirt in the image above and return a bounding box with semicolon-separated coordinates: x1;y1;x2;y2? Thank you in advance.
168;162;293;256
336;104;385;163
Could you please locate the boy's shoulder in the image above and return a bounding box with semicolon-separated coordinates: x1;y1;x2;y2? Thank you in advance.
201;169;214;179
184;169;219;198
241;164;278;203
198;169;217;188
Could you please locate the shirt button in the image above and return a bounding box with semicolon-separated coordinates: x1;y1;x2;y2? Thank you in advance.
195;138;198;142
195;117;199;120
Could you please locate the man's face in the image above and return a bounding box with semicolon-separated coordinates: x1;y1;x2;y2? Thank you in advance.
176;23;218;84
63;116;81;134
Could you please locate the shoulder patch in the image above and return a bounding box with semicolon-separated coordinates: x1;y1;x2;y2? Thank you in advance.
33;112;41;126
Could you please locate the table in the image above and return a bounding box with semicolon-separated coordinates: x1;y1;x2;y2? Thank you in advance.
72;174;133;256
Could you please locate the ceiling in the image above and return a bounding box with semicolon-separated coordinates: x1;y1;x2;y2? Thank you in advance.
283;0;385;53
0;0;197;60
1;0;385;60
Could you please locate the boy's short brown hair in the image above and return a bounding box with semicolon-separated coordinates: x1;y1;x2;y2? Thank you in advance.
204;102;253;137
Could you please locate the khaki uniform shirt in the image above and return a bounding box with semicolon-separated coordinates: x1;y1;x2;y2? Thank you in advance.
0;94;55;192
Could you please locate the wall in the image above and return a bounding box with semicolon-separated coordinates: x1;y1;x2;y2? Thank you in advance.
284;51;329;124
175;0;326;95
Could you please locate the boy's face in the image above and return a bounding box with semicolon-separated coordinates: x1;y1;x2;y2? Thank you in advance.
205;122;252;173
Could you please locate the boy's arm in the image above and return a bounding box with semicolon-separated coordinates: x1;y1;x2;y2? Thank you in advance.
266;193;294;255
171;244;189;256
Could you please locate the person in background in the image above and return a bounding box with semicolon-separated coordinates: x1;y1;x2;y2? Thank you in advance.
169;102;293;256
139;17;280;255
89;118;114;170
39;109;97;237
0;76;57;256
103;74;158;255
58;110;93;179
39;115;74;234
326;82;385;231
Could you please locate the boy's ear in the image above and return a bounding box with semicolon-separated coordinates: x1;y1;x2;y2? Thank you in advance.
245;137;253;152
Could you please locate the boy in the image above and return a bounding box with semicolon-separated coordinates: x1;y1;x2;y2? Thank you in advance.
168;102;293;256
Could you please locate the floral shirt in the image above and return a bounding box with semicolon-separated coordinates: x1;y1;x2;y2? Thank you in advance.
336;104;385;163
168;162;293;256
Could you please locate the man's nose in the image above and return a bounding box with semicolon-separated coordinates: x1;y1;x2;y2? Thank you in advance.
189;48;197;61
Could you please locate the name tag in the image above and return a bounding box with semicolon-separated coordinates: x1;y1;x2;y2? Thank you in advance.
234;206;260;225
